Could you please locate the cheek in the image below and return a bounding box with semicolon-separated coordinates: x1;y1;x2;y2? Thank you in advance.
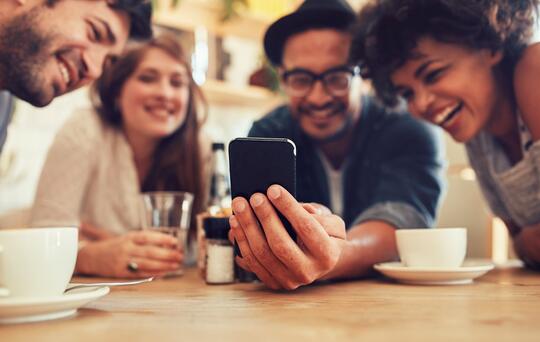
288;97;303;117
118;93;140;118
120;82;148;109
173;89;190;119
406;102;423;119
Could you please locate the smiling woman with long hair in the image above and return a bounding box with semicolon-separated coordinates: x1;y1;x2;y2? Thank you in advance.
351;0;540;268
30;34;211;278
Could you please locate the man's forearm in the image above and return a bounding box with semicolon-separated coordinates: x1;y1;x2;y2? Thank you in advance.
323;220;398;280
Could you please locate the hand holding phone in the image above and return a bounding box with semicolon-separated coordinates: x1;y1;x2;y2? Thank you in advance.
228;137;297;240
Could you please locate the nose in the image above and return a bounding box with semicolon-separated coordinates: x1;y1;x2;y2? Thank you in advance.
83;47;109;81
410;87;435;118
156;79;176;100
304;79;332;107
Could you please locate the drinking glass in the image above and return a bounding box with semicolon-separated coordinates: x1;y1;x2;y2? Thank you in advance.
140;192;194;275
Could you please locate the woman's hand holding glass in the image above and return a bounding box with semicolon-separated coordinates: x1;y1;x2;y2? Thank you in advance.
76;230;183;279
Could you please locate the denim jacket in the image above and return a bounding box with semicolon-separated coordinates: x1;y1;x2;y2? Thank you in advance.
248;96;446;229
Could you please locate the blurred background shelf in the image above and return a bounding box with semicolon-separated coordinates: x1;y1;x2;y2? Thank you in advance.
154;0;369;40
202;79;283;108
154;0;278;40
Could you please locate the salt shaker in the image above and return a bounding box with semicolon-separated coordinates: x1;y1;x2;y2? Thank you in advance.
203;217;234;284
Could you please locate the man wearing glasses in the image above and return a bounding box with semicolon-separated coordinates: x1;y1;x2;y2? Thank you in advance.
229;0;445;290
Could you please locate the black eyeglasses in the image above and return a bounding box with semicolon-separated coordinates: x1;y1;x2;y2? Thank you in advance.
281;66;359;98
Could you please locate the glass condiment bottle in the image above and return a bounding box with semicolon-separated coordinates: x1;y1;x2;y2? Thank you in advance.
204;217;234;284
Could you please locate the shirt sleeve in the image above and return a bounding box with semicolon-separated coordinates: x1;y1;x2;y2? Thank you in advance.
353;117;446;229
30;111;99;228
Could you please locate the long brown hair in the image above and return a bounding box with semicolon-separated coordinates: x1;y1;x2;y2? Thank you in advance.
91;33;208;228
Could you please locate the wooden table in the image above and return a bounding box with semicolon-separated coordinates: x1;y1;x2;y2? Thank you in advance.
1;266;539;341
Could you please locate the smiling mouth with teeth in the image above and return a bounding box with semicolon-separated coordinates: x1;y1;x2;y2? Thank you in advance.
432;102;463;127
58;60;71;88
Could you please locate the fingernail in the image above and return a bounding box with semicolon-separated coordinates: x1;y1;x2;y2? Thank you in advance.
251;194;264;207
268;185;281;200
233;199;245;213
229;215;238;228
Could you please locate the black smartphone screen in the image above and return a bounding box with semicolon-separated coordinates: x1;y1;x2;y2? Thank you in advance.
229;137;297;241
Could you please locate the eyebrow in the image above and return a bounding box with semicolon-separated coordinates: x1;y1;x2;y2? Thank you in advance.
90;16;116;44
414;60;437;79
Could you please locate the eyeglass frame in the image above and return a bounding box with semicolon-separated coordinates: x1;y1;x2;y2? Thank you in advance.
281;65;360;98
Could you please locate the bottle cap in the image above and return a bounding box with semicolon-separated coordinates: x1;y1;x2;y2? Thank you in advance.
212;142;225;151
203;217;230;240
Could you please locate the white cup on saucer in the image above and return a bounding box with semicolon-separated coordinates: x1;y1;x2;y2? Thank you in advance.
0;227;78;298
396;228;467;268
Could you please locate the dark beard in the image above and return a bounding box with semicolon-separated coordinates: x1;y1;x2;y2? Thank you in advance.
298;102;353;143
310;113;354;144
0;8;55;107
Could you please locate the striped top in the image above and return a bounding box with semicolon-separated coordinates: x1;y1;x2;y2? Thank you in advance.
465;113;540;235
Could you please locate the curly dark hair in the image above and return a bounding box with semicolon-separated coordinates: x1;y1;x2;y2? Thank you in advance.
350;0;539;106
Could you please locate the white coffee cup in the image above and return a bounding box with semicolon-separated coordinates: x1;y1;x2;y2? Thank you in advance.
395;228;467;268
0;227;78;298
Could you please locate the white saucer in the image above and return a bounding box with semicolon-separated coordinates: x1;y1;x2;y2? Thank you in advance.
374;260;495;285
0;285;109;324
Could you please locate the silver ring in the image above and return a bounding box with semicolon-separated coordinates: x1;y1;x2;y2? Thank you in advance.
127;261;139;272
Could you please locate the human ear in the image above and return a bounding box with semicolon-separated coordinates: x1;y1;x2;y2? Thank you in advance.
489;50;504;66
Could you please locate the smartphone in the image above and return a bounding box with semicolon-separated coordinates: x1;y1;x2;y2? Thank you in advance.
229;137;297;241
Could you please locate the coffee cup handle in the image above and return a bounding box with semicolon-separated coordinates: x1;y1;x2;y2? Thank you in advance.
0;245;9;297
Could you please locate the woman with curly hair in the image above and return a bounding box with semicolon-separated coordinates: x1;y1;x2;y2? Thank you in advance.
31;34;211;278
351;0;540;268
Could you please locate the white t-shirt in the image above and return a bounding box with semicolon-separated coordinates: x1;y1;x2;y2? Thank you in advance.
316;150;345;217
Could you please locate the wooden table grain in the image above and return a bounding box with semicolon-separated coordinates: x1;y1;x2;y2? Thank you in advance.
1;266;539;342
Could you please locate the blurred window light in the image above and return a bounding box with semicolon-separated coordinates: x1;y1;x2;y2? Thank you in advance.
192;26;209;85
491;217;509;265
459;167;476;181
246;0;296;18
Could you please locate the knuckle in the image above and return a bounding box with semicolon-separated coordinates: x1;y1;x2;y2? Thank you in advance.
120;242;131;254
241;253;256;268
295;270;315;285
283;280;300;291
252;244;272;263
334;216;346;232
256;205;273;222
318;247;338;269
295;219;315;235
271;241;290;257
233;229;246;243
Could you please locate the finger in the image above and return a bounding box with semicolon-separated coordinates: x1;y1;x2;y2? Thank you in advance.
228;225;234;245
229;214;282;290
267;185;333;254
250;193;306;270
233;197;294;273
131;245;183;263
234;255;253;272
301;203;318;215
128;256;182;273
310;214;347;240
130;231;179;248
301;203;332;216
